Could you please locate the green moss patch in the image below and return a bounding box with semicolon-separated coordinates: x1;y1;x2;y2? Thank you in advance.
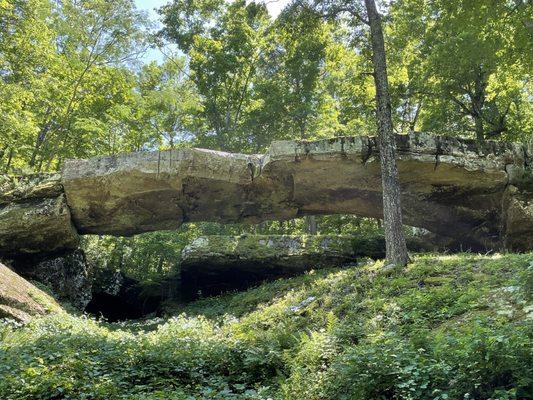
0;263;63;322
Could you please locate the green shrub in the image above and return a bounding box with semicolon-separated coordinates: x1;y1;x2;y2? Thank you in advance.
322;320;532;400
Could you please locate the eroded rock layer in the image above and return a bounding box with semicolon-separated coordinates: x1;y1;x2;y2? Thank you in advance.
0;133;531;255
180;235;366;297
11;250;93;310
62;133;531;251
0;174;79;255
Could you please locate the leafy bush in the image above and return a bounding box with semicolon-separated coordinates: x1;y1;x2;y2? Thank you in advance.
324;321;532;400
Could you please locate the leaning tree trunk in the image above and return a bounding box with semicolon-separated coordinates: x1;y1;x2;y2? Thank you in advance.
364;0;410;266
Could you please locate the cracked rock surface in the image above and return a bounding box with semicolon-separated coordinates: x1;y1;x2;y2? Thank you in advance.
0;174;79;256
62;133;531;251
0;133;531;255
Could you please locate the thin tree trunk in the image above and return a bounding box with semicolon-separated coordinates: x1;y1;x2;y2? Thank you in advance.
305;215;318;235
409;101;422;132
29;108;53;168
473;113;484;142
472;72;487;142
364;0;409;266
4;148;13;173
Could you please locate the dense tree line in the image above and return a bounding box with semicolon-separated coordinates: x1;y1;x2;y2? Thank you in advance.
1;0;530;173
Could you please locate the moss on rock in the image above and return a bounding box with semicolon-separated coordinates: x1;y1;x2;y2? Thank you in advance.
180;234;387;298
0;262;63;322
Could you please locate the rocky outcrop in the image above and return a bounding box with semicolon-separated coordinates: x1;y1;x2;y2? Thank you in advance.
180;234;424;297
9;250;92;310
0;174;79;255
0;262;63;322
61;133;530;251
0;176;90;309
0;133;531;254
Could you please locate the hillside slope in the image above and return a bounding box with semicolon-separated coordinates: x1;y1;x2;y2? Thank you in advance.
0;253;532;399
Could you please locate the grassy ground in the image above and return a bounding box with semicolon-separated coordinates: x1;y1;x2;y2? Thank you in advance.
0;253;532;399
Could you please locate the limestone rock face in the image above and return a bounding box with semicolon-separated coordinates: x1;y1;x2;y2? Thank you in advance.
181;235;379;297
0;262;63;322
0;133;531;255
0;174;79;255
12;250;92;310
62;133;529;250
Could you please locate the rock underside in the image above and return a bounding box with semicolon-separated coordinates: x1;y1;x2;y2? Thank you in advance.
0;133;532;257
0;262;63;322
180;234;432;297
60;133;532;252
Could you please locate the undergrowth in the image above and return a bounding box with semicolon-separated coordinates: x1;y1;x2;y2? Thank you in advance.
0;253;532;399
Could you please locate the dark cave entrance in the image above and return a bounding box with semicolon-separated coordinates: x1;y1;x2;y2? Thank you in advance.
85;292;154;322
84;276;170;322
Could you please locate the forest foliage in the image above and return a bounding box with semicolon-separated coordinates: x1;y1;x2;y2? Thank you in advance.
1;0;531;173
1;4;532;399
1;253;532;399
2;0;531;280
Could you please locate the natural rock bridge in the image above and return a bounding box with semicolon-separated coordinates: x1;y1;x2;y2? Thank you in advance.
1;133;531;256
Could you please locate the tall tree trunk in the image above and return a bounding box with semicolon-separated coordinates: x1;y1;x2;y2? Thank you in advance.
364;0;409;266
471;71;487;142
29;108;53;168
473;112;484;142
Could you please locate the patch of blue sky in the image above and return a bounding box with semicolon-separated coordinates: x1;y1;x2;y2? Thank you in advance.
134;0;290;64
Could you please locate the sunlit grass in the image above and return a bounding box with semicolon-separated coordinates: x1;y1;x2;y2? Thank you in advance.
1;253;531;399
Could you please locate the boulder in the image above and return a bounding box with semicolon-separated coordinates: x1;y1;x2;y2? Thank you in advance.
180;235;385;297
0;262;63;322
0;174;79;255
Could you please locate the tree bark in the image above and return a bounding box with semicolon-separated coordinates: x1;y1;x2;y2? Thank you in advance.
305;215;318;235
471;71;487;142
364;0;409;266
3;148;13;173
473;112;484;142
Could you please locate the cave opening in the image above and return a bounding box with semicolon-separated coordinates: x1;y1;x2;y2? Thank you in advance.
85;292;155;322
84;277;167;322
